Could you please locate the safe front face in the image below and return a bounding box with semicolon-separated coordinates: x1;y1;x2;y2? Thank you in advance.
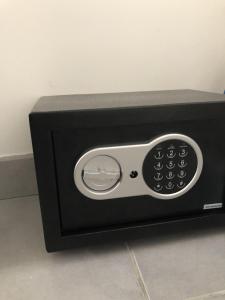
53;119;225;234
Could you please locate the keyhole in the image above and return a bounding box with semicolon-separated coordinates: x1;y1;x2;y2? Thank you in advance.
130;170;138;178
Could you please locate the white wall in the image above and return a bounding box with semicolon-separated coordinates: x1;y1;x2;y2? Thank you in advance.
1;0;225;156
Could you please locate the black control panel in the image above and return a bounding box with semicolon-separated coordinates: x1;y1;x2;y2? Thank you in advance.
143;139;198;195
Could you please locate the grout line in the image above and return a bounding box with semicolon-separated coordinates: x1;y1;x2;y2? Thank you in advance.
126;242;151;300
0;153;33;161
185;289;225;300
0;193;38;201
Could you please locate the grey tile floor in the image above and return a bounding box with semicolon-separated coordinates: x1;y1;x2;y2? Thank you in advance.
0;196;225;300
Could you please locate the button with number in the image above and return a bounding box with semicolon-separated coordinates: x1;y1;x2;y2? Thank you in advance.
165;181;175;190
154;172;163;181
154;161;163;170
177;170;186;178
154;150;164;160
166;160;175;169
166;171;175;179
178;159;187;168
166;149;176;158
179;147;188;158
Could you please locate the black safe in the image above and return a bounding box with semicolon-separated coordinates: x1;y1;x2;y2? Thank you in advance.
30;89;225;252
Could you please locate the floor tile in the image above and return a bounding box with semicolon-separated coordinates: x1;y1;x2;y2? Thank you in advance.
186;289;225;299
130;225;225;300
0;196;144;300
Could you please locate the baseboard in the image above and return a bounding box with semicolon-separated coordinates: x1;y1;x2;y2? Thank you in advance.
0;154;38;200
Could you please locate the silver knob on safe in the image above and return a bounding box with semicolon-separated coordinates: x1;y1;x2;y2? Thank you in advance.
82;155;121;192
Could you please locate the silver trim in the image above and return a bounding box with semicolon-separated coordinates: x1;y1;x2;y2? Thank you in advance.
74;133;203;200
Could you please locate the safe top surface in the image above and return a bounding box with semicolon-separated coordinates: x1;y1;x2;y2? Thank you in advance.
32;89;225;113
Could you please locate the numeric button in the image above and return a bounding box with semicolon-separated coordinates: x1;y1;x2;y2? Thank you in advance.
178;159;187;168
154;172;163;181
177;170;186;179
179;147;188;158
166;149;176;159
154;150;164;160
165;181;175;190
166;171;175;180
154;161;163;171
166;160;175;169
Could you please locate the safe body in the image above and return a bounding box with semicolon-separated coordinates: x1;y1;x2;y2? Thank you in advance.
30;90;225;252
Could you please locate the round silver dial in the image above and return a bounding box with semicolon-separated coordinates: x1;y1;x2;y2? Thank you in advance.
82;155;121;192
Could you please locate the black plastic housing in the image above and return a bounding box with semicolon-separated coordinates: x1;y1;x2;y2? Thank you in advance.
29;90;225;252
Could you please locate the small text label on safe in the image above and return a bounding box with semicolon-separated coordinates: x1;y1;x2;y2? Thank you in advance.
203;203;223;210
